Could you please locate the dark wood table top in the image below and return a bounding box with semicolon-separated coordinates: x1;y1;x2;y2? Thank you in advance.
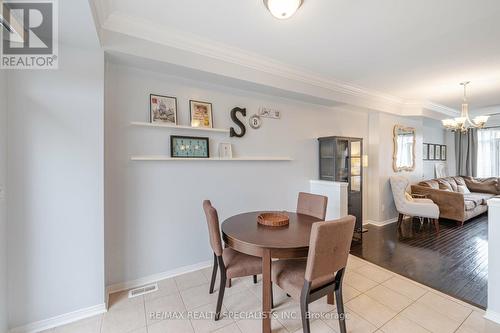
221;211;321;257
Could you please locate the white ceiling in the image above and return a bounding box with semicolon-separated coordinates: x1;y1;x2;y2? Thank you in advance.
98;0;500;111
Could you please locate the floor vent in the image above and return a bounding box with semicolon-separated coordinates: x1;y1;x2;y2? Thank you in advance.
128;283;158;298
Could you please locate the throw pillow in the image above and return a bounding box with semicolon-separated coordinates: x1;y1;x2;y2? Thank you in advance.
457;185;471;194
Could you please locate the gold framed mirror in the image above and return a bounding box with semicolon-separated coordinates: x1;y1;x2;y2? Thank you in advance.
393;125;416;172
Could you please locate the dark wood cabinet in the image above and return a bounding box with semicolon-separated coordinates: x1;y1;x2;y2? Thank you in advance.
318;136;363;242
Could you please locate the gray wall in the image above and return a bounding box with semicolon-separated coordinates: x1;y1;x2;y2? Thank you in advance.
6;44;105;328
0;69;8;333
105;62;370;286
367;113;424;223
423;118;447;179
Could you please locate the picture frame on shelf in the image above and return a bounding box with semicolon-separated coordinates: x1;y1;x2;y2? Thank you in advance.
428;144;435;160
434;144;441;160
423;143;429;160
218;143;233;159
170;135;209;158
190;100;213;128
150;94;177;125
441;145;447;161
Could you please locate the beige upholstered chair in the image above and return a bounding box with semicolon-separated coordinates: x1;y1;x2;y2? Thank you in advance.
202;200;262;320
390;176;440;232
297;192;328;220
272;216;356;333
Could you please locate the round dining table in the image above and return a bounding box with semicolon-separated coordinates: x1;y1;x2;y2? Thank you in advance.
221;211;326;333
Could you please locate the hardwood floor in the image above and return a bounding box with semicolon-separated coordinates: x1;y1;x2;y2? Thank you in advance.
351;213;488;308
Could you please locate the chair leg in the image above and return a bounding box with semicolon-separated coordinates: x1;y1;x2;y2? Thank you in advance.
327;292;335;305
433;218;440;233
333;268;347;333
270;282;274;309
300;296;310;333
300;281;312;333
253;275;257;284
335;286;347;333
209;253;217;294
397;213;404;228
215;256;226;321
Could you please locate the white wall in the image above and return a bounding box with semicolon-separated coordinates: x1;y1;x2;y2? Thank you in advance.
422;118;447;179
0;70;8;333
105;62;370;286
6;44;105;328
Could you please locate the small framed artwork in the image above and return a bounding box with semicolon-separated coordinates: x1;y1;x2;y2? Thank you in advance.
434;144;441;160
150;94;177;124
170;135;209;158
190;100;213;128
218;143;233;159
441;145;447;161
423;143;429;160
428;144;435;160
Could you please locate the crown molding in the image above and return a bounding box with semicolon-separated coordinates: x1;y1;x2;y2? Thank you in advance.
403;100;459;117
97;10;457;117
88;0;111;41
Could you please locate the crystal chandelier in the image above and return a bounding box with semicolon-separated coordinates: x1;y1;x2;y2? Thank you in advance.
442;82;489;132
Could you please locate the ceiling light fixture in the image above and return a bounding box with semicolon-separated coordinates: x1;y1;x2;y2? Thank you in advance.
263;0;303;19
442;81;488;132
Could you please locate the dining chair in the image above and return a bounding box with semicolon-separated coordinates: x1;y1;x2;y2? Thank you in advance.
272;215;356;333
297;192;328;220
202;200;262;320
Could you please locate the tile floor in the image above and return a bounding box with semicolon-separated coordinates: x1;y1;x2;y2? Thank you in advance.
42;255;500;333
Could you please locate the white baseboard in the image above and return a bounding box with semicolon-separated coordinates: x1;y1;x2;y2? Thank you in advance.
106;259;212;298
9;303;107;333
8;260;212;333
364;217;398;227
485;310;500;325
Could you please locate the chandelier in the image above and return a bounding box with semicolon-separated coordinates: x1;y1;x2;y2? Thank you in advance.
442;82;489;132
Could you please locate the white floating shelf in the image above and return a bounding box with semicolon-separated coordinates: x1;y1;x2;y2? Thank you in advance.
130;121;229;133
130;156;293;161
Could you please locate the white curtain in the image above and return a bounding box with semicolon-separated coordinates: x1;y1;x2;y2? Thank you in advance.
477;128;500;177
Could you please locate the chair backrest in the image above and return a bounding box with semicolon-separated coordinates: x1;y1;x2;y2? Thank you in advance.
390;176;410;212
304;216;356;284
297;192;328;220
202;200;223;256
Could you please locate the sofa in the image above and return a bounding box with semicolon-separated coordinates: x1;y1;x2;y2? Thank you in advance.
411;176;500;225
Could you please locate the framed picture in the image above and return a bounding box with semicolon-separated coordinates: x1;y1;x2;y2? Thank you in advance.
423;143;429;160
441;145;447;161
190;100;213;128
428;144;435;160
150;94;177;125
170;135;209;158
218;143;232;159
434;144;441;160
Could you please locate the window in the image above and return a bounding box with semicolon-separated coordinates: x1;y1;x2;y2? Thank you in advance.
477;128;500;177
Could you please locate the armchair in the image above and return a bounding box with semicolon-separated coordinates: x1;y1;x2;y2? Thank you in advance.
390;176;440;232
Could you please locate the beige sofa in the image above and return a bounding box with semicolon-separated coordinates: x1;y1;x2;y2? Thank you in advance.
411;176;499;225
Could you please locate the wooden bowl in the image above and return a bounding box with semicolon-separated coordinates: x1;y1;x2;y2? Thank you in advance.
257;212;290;227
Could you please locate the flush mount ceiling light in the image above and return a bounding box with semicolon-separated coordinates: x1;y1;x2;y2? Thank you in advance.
264;0;303;19
442;81;489;132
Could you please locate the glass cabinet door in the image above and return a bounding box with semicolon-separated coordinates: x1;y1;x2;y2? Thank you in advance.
335;139;349;182
319;139;334;180
350;140;362;192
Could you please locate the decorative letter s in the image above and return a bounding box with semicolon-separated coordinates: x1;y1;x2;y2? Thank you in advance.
230;107;246;137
